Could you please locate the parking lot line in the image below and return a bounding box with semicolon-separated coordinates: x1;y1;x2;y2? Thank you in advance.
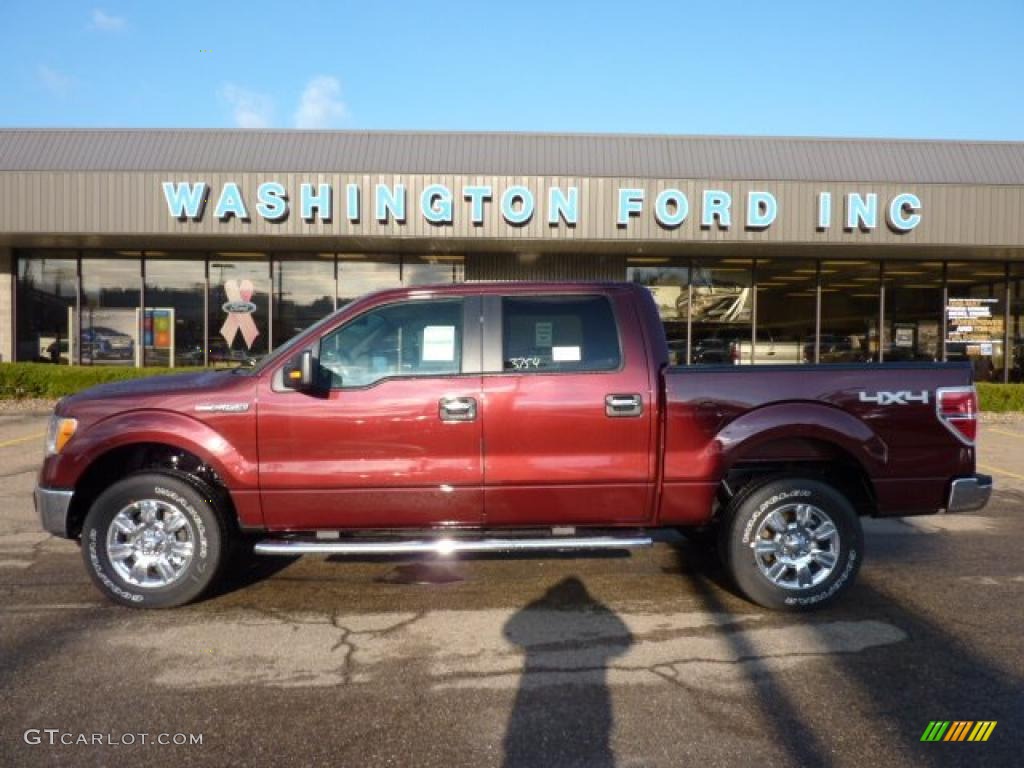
978;462;1024;482
0;432;45;449
987;427;1024;439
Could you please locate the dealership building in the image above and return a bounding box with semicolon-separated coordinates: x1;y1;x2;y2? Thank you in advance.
1;129;1022;379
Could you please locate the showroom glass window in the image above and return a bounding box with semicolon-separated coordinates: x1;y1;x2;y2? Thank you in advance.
690;260;753;365
755;259;817;364
882;262;943;363
629;257;690;365
80;255;141;367
945;262;1007;382
319;299;463;388
144;256;206;367
207;257;270;365
15;252;77;364
403;254;465;286
337;254;402;307
1011;263;1024;382
273;256;336;349
819;261;880;363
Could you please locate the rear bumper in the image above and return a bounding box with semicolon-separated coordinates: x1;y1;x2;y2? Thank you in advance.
946;474;993;513
34;486;74;538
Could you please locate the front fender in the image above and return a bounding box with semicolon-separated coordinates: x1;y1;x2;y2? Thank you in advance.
714;401;887;480
42;409;259;492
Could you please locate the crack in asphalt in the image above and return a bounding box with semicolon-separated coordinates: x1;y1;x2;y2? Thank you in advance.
328;617;357;686
233;606;431;687
426;645;893;686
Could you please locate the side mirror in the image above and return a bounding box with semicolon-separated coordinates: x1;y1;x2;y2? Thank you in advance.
283;350;315;390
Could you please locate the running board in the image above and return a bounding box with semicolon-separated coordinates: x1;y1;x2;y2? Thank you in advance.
253;535;653;556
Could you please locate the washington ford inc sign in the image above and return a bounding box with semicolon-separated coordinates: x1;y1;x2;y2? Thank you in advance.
162;181;923;233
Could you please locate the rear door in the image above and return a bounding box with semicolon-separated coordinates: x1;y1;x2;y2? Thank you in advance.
480;290;656;525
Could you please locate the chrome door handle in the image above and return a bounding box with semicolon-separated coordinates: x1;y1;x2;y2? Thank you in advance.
605;394;643;417
439;396;477;422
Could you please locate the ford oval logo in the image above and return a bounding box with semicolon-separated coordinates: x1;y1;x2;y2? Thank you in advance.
222;300;257;314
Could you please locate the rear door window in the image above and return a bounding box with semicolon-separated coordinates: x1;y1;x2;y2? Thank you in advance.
501;295;621;373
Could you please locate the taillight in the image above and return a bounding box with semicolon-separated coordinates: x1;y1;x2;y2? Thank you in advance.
937;386;978;444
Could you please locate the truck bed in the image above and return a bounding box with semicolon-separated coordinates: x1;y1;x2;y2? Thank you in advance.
658;362;976;522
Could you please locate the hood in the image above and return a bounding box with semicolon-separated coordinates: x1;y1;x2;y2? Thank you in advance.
60;370;252;414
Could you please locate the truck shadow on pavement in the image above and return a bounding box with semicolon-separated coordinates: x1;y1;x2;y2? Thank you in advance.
501;577;632;768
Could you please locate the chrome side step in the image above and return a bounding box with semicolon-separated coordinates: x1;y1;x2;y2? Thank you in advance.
253;535;653;556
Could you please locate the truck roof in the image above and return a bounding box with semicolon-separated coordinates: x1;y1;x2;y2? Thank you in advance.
361;280;646;303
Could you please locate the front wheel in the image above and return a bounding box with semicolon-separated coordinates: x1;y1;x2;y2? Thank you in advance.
81;472;228;608
718;477;863;611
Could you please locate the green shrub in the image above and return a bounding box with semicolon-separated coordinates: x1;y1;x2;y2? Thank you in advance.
977;383;1024;413
0;363;210;400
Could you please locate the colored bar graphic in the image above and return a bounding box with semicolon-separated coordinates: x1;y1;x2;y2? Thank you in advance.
921;721;950;741
944;721;972;741
921;721;996;742
968;722;997;742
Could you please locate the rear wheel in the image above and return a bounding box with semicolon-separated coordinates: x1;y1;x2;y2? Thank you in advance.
81;472;228;608
718;476;863;610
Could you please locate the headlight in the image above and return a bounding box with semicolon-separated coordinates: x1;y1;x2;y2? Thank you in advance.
45;415;78;456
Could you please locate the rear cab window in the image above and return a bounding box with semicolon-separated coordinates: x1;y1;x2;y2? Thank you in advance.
502;295;621;373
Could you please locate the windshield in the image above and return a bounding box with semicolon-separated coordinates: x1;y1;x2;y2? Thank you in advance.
249;308;344;375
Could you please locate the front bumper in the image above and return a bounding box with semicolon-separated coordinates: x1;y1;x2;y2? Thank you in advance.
34;486;75;538
947;474;993;513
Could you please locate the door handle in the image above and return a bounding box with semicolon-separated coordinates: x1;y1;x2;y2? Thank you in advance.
439;396;477;422
605;394;643;417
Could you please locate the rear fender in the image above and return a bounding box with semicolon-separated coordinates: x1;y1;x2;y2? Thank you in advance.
715;402;887;481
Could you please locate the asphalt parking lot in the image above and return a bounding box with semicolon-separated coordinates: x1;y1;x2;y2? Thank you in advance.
1;408;1022;767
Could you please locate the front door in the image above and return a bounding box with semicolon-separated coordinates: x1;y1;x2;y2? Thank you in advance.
258;296;483;530
481;291;656;525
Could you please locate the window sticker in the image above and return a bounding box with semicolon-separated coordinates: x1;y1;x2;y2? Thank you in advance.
535;321;553;347
422;325;456;361
551;345;582;362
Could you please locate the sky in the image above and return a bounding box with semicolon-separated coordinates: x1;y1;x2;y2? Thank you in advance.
2;0;1023;140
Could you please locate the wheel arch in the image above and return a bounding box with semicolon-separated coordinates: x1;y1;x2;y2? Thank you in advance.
713;403;884;517
67;442;238;539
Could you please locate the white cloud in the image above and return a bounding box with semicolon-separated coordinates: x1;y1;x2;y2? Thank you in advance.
220;84;273;129
90;9;125;30
293;75;346;129
38;65;75;97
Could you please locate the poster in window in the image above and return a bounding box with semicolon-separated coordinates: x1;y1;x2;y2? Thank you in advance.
893;324;915;349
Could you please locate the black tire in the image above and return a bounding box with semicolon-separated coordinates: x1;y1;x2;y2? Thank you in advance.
81;471;229;608
718;476;863;611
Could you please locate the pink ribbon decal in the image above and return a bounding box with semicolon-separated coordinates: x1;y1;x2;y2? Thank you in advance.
220;279;260;349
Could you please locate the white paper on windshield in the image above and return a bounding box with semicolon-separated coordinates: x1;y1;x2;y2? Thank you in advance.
422;325;456;361
552;345;581;362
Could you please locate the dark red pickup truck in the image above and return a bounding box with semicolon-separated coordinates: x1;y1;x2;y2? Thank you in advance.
36;282;991;610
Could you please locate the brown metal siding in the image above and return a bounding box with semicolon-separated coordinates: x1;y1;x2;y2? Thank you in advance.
2;130;1024;184
0;171;1022;247
466;253;626;281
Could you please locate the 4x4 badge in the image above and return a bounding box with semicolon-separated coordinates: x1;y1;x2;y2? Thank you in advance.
859;391;929;406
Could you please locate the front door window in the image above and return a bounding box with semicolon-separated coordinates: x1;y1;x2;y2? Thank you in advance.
319;300;463;388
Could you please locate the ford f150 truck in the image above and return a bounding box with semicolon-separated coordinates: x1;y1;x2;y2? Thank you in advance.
35;282;992;610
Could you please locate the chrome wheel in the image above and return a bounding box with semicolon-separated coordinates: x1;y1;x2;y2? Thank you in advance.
751;503;840;590
105;499;195;589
